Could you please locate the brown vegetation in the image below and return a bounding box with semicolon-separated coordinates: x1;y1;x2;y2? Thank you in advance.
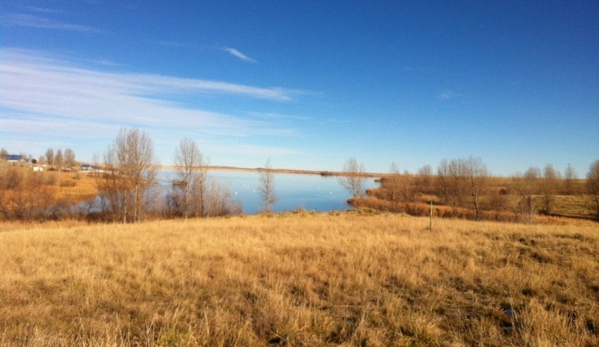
99;128;158;223
361;158;597;222
1;212;598;346
587;160;599;217
0;164;98;222
94;130;241;222
338;157;367;198
168;138;210;219
258;159;277;213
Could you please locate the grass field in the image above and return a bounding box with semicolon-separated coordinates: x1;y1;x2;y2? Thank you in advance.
552;195;597;219
1;212;598;346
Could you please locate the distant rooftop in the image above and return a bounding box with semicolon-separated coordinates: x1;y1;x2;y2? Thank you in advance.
1;154;24;161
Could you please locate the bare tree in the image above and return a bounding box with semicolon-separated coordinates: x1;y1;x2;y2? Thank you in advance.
436;159;451;205
387;162;402;212
448;158;468;213
172;139;208;219
45;148;54;167
513;167;540;222
488;180;508;220
100;128;158;223
64;148;76;169
563;163;578;195
54;149;63;171
540;164;560;214
416;164;433;193
465;156;488;220
205;180;243;217
258;159;277;213
586;160;599;218
339;157;366;198
402;170;416;204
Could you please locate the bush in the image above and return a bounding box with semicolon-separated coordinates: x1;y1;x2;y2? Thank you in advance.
60;180;77;187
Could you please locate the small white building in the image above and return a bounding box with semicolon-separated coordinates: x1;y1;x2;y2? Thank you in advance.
2;154;24;164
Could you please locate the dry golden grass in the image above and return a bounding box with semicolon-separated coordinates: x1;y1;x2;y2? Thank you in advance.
552;195;597;219
0;168;98;222
55;172;98;203
1;212;598;346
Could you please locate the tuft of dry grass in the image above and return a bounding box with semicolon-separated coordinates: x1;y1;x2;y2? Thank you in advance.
552;195;597;219
50;172;98;204
1;212;598;346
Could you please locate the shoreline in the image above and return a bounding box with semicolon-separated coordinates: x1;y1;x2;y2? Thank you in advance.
161;165;384;178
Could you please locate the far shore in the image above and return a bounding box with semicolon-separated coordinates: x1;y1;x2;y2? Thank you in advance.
160;165;384;178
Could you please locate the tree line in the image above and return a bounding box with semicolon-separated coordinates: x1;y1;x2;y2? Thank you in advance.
339;157;599;221
0;128;283;222
2;131;598;222
0;147;77;170
93;128;249;223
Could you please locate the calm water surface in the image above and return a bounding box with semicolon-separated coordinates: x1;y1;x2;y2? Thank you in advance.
159;170;379;214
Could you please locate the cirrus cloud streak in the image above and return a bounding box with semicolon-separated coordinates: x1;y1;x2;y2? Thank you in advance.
224;47;258;63
0;49;315;161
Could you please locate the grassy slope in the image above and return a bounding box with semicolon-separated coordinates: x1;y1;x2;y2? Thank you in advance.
1;212;598;346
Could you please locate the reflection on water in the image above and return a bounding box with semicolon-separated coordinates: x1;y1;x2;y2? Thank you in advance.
158;170;378;214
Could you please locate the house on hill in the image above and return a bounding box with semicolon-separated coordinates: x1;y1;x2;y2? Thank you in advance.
81;164;100;172
2;154;43;171
2;154;24;164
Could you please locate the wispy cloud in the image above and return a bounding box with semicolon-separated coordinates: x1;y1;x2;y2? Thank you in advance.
150;40;195;49
1;13;98;32
224;47;258;63
82;58;121;67
247;111;310;121
209;143;308;157
1;49;306;101
439;89;461;100
22;6;65;14
0;49;316;160
0;113;117;139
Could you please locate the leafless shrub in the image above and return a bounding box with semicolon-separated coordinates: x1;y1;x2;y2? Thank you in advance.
45;148;54;167
466;156;488;220
387;162;402;212
416;164;434;194
512;167;541;223
172;138;209;218
563;163;578;195
540;164;561;215
99;128;158;223
448;158;468;213
205;180;243;217
338;157;366;199
64;148;76;169
258;159;277;213
487;186;508;220
0;166;58;221
586;159;599;218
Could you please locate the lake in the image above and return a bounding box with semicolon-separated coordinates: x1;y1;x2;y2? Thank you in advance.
159;170;379;214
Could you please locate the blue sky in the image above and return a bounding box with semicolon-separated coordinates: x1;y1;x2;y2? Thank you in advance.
1;1;598;176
